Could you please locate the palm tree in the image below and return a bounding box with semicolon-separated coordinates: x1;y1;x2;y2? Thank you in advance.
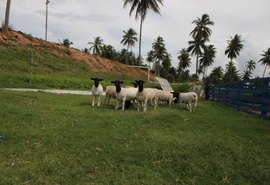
246;60;256;72
121;28;138;52
146;50;155;69
258;48;270;77
224;34;244;81
199;44;216;78
88;36;104;55
187;38;206;78
3;0;12;34
190;14;214;41
121;28;138;65
123;0;163;62
188;14;214;78
242;60;256;80
177;49;191;81
209;66;223;84
152;36;167;76
223;61;240;82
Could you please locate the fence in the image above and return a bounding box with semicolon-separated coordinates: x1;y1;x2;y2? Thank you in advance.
209;77;270;120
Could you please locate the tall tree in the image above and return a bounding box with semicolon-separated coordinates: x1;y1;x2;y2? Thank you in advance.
199;44;216;78
3;0;12;34
121;28;137;65
258;48;270;77
177;48;191;81
88;36;104;55
242;60;256;80
209;66;223;85
224;34;244;81
223;61;240;82
152;36;167;76
190;14;214;41
188;14;214;78
123;0;163;62
121;28;137;52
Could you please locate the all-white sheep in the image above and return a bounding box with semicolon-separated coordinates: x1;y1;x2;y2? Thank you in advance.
155;90;174;106
91;77;104;107
171;91;198;112
135;80;158;112
104;85;116;105
111;80;137;111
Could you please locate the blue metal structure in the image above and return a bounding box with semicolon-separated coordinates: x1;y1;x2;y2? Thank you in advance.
209;77;270;120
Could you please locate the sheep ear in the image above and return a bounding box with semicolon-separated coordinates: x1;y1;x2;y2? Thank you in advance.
120;81;124;84
91;78;94;80
111;81;115;84
99;78;103;81
170;91;174;94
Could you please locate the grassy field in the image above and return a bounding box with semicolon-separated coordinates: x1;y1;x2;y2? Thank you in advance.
0;90;269;184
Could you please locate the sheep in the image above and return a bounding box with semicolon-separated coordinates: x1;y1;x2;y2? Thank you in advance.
171;91;198;112
135;80;158;112
91;77;104;107
111;80;137;111
155;90;174;106
104;85;116;105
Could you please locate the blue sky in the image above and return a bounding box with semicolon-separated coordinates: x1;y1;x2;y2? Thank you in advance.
1;0;270;77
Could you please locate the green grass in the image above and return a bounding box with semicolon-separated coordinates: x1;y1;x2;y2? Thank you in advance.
0;90;269;184
0;42;147;89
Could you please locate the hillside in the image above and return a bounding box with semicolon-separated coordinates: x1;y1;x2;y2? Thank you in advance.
0;30;156;89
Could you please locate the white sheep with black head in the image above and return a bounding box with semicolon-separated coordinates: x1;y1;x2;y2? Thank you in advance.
171;91;198;112
135;80;158;112
111;80;137;111
91;77;104;107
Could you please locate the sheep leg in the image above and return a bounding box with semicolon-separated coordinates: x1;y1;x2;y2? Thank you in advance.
92;96;95;106
97;96;101;107
121;99;126;111
115;100;120;110
143;99;148;112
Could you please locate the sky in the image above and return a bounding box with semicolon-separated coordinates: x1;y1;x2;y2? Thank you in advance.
1;0;270;77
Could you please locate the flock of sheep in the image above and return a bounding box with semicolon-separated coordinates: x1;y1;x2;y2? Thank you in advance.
90;77;198;112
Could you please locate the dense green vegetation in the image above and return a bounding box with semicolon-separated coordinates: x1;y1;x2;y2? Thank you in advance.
0;90;269;184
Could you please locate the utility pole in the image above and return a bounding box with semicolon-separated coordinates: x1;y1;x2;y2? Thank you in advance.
3;0;12;34
45;0;49;41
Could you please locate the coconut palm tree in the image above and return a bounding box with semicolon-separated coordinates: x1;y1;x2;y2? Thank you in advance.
146;50;155;69
121;28;138;65
223;61;240;82
152;36;167;76
177;48;191;71
190;14;214;41
88;36;104;55
224;34;244;81
209;66;223;84
188;14;214;78
3;0;12;34
121;28;137;52
199;44;216;78
187;38;206;78
242;60;256;80
258;48;270;77
123;0;163;62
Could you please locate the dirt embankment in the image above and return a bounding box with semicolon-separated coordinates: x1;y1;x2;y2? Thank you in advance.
0;30;156;81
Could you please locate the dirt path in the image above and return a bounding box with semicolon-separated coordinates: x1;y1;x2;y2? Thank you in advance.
1;88;98;95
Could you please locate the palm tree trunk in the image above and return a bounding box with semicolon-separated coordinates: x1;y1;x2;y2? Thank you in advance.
263;65;267;78
138;16;143;63
195;55;199;79
3;0;12;34
45;0;49;41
